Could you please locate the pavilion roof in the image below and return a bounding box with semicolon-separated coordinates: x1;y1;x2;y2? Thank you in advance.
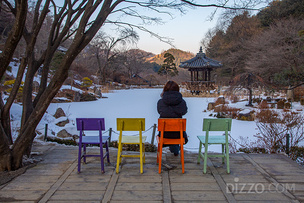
179;47;222;69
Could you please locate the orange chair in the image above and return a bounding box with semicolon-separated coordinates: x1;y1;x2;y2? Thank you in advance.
157;118;186;173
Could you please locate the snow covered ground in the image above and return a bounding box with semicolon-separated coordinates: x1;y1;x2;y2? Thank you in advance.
36;88;263;153
9;88;304;153
7;62;304;153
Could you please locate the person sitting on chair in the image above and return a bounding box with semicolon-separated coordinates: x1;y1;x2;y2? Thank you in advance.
157;80;188;156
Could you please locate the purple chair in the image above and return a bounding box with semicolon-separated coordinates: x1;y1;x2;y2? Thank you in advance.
76;118;110;173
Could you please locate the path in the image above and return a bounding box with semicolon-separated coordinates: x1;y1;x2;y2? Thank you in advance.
0;143;303;202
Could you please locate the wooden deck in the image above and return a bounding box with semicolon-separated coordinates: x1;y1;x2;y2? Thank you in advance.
1;143;303;202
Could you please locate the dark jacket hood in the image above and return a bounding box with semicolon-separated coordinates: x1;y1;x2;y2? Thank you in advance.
162;91;183;106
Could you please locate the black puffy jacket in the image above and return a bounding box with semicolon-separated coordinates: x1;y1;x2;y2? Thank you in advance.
157;91;188;141
157;91;187;118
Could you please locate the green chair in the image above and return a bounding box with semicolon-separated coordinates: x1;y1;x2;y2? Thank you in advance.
197;118;232;174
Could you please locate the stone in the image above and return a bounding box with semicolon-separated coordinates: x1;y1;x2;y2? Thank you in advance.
207;102;215;110
94;88;102;98
54;108;66;118
74;92;81;102
80;93;97;101
57;129;72;138
55;119;69;127
287;89;294;101
238;110;254;121
215;96;225;105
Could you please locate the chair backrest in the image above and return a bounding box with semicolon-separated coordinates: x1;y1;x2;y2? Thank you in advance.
203;118;232;132
158;118;186;132
76;118;105;131
117;118;145;131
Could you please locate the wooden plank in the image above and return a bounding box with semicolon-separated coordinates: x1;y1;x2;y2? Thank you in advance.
162;171;171;203
111;190;162;201
102;171;118;203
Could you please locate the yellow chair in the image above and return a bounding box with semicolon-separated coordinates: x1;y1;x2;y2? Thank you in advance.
197;118;232;174
116;118;146;174
157;118;186;174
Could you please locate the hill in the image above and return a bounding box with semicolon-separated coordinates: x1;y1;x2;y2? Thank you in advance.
147;48;195;67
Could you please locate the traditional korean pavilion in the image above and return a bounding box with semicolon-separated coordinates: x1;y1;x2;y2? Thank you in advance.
179;47;222;94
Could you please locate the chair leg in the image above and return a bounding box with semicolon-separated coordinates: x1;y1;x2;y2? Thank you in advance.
197;141;202;164
143;143;146;164
139;142;143;174
222;144;225;164
158;144;163;174
83;144;87;163
100;144;105;173
180;144;185;174
203;144;208;174
157;143;160;164
116;141;122;174
78;143;82;173
119;144;123;164
226;143;230;174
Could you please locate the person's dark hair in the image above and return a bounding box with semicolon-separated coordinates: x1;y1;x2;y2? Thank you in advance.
161;81;179;96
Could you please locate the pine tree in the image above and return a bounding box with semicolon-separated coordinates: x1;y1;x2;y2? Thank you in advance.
158;53;178;81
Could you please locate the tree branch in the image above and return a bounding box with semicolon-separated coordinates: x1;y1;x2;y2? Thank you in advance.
106;20;174;46
180;0;261;10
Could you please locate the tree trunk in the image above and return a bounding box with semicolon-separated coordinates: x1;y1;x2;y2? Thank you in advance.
247;88;253;107
96;50;103;85
0;124;12;171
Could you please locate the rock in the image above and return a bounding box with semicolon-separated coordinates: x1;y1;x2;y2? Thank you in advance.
74;92;81;102
238;110;254;121
284;102;291;109
54;108;66;118
55;119;69;127
94;88;102;98
287;89;294;101
215;96;225;105
214;104;224;113
57;129;72;138
80;93;97;101
207;102;216;110
277;100;285;109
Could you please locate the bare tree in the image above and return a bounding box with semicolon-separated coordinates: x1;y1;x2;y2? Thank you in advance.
246;18;304;88
92;29;139;84
204;11;263;80
231;73;264;106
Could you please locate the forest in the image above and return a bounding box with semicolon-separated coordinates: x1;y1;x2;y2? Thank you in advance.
203;0;304;91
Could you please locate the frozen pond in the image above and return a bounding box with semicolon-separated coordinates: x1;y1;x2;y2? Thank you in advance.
43;88;259;153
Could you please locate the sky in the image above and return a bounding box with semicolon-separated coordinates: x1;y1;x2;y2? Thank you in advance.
52;0;269;55
102;1;269;55
103;3;221;55
130;7;220;54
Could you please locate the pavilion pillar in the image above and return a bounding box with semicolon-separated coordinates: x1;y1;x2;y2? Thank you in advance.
196;70;198;81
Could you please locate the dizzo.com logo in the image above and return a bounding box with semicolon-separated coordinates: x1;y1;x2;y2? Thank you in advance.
226;178;296;194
